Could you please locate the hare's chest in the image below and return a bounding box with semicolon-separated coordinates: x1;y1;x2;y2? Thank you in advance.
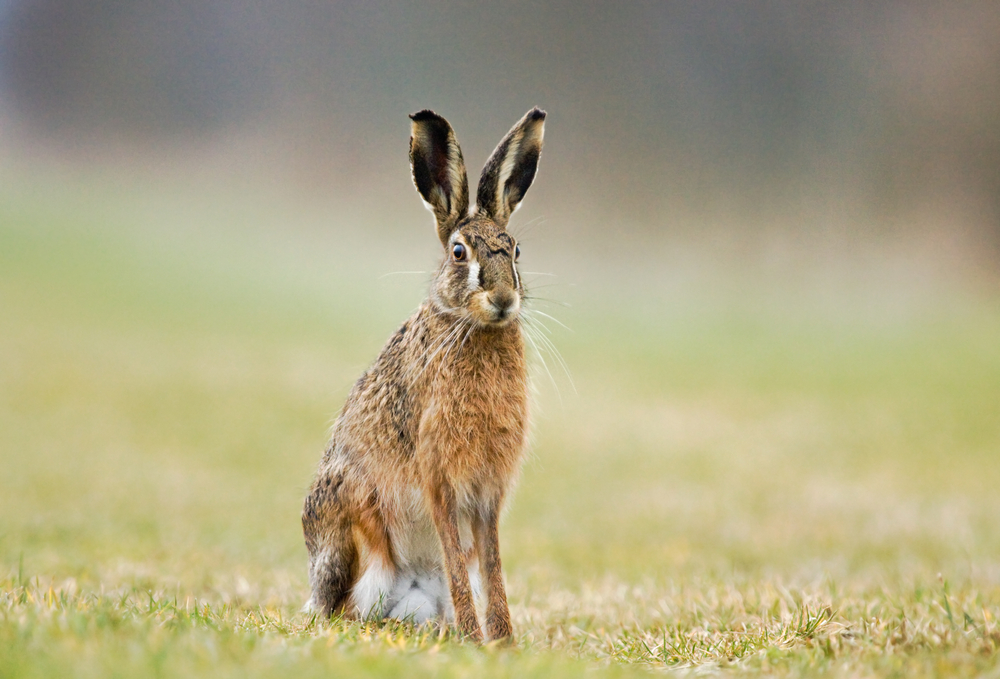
445;354;526;433
420;358;528;484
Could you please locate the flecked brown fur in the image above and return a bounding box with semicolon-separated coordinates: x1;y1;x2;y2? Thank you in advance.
303;108;546;642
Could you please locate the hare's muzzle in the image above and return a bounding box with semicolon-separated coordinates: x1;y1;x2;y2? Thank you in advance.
487;289;520;324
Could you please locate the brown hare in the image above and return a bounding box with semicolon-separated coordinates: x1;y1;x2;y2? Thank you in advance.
302;107;546;642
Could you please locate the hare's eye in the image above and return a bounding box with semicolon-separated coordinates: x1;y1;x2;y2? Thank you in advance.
452;243;467;261
514;244;521;261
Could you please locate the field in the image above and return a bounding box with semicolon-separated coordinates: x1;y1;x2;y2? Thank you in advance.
2;163;1000;678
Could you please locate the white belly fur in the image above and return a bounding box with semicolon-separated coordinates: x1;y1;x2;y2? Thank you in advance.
349;489;483;624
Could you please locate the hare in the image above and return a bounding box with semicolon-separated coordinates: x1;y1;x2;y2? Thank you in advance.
302;107;546;642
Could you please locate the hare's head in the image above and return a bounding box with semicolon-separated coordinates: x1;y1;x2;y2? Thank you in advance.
409;108;545;328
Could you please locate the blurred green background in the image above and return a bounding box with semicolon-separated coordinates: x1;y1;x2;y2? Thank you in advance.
1;3;1000;676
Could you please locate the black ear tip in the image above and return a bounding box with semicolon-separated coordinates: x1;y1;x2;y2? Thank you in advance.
410;109;441;122
527;107;546;121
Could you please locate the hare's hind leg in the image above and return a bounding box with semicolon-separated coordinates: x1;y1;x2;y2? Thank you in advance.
303;474;358;617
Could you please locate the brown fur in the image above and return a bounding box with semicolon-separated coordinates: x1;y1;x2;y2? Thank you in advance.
303;108;546;641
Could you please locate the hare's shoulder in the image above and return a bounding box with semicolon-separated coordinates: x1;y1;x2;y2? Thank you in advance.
330;305;441;458
372;302;444;370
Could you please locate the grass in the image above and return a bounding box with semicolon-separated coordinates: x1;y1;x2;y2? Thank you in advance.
1;161;999;677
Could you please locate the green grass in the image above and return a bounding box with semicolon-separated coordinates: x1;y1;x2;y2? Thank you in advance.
1;162;999;677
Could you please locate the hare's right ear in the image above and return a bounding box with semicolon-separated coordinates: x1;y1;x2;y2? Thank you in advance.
476;107;546;227
409;110;470;246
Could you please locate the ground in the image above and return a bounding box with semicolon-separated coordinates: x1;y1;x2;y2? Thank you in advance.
1;164;999;677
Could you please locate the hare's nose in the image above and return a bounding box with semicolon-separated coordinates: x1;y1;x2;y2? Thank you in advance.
489;289;518;318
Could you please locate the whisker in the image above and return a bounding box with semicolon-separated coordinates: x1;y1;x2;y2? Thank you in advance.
442;317;473;364
521;314;576;394
535;331;575;392
521;323;561;403
426;330;463;374
378;270;428;279
526;308;573;332
523;295;572;309
454;319;477;359
436;319;468;360
508;215;546;240
523;282;575;291
522;312;555;336
413;316;467;383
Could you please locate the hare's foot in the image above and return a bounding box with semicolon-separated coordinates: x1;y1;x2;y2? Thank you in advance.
306;547;357;617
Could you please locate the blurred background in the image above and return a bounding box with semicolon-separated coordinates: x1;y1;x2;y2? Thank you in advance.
2;0;1000;277
2;0;1000;631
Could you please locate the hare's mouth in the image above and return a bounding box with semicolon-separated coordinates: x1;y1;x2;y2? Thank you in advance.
487;305;519;326
469;290;521;327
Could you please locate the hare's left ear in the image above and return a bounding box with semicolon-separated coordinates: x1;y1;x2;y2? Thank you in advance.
410;110;470;246
476;107;546;227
